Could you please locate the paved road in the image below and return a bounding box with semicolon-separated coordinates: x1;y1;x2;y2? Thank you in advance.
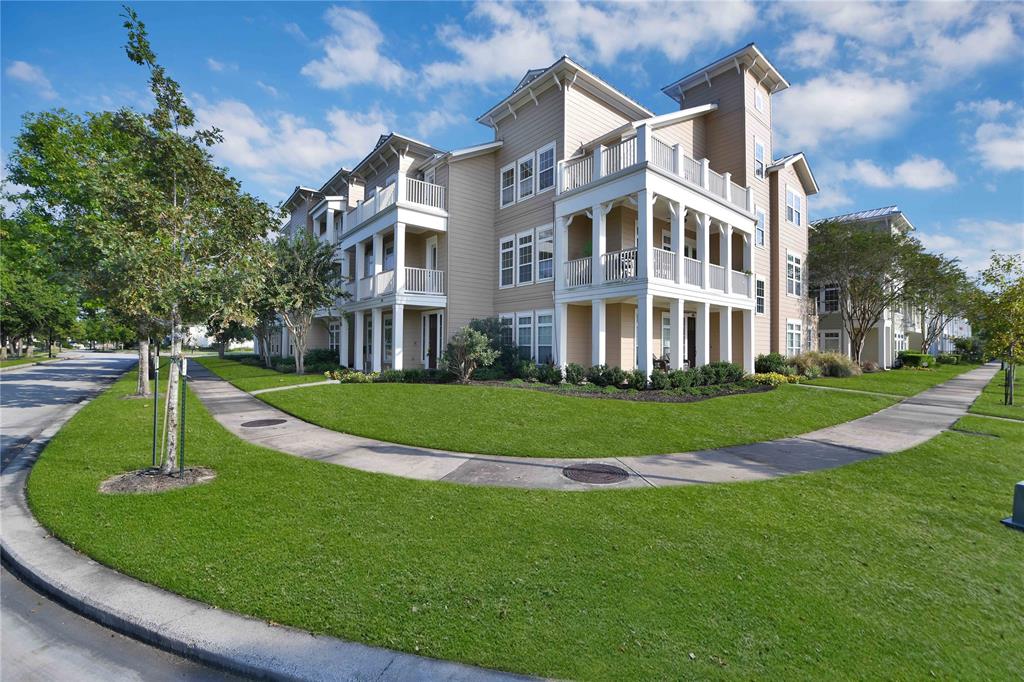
1;352;241;681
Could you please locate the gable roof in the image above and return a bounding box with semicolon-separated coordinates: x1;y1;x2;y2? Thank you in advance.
661;43;789;105
579;103;718;151
349;132;442;179
318;166;351;195
812;205;915;233
767;152;819;195
282;185;319;211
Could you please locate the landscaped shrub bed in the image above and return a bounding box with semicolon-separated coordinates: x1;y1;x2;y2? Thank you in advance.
898;350;933;367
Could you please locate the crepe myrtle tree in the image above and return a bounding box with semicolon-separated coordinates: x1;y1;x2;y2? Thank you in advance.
906;253;973;354
972;252;1023;405
444;327;499;383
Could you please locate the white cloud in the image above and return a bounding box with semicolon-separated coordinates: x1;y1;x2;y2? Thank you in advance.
5;60;57;100
256;81;280;98
921;13;1019;75
206;57;237;73
777;30;836;68
973;118;1024;171
300;7;406;90
954;99;1017;119
283;22;308;42
918;220;1024;276
773;71;914;149
844;156;956;190
414;109;468;139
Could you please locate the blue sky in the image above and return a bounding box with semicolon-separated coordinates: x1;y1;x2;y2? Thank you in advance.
3;1;1022;273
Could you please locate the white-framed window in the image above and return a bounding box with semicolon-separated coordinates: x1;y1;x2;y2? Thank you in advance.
500;163;515;208
536;226;554;281
755;88;767;114
517;154;535;201
383;316;393;362
823;286;840;313
786;185;803;226
684;240;697;259
661;312;671;358
499;236;515;288
754;136;766;180
787;252;804;297
517;313;533;359
517;230;534;285
786;319;802;357
328;322;341;352
383;242;395;271
821;330;840;352
537;142;556;192
754;206;766;247
755;277;766;315
536;311;554;364
661;229;672;251
499;314;514;347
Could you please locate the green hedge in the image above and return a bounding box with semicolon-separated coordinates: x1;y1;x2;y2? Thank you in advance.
898;351;933;368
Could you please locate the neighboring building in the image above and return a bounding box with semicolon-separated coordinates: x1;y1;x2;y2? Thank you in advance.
280;44;819;375
929;316;972;355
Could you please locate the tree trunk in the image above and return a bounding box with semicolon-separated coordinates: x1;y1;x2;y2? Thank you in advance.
217;342;226;359
161;307;181;475
136;336;151;396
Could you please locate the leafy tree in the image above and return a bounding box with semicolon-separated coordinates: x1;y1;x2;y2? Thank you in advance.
906;253;973;354
971;253;1023;405
444;327;499;383
206;313;253;358
266;231;343;375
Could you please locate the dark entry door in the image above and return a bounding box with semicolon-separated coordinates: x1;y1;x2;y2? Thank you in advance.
424;313;440;369
686;316;697;368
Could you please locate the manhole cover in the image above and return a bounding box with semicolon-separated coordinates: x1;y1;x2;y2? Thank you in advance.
241;418;287;428
562;463;629;484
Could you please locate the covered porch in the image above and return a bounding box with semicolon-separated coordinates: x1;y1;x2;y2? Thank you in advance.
340;303;446;372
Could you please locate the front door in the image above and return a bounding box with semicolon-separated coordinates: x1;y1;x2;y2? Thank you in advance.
686;316;697;369
425;236;438;271
422;312;443;369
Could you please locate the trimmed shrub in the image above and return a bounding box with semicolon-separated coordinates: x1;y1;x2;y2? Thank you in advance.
585;364;610;386
626;369;647;390
704;361;744;385
304;348;339;365
649;369;671;390
667;369;694;389
515;360;539;381
861;361;880;373
755;352;786;374
537;363;563;385
606;366;627;387
750;372;796;387
339;371;376;383
376;370;405;383
273;359;296;373
898;350;932;368
565;363;585;385
937;353;959;365
306;361;340;375
471;366;508;381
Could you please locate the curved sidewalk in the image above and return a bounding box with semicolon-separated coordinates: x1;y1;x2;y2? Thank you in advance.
188;363;1000;491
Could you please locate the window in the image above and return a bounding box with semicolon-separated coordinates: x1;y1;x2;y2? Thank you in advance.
517;154;535;200
787;253;803;296
517;314;533;359
786;186;803;226
517;231;534;284
661;313;672;357
499;237;515;288
754;137;766;180
786;320;802;357
536;226;553;281
755;278;766;315
537;142;555;192
821;330;840;352
755;207;766;247
661;229;672;251
500;164;515;207
823;286;839;313
383;242;395;271
328;323;341;352
755;88;766;114
499;314;514;346
536;312;553;364
383;316;393;362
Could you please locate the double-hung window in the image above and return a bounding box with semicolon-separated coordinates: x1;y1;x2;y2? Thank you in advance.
754;137;766;180
821;330;840;352
517;231;534;285
517;155;535;201
500;164;515;208
661;313;672;357
755;278;766;315
787;253;803;296
537;142;555;192
517;314;533;359
786;186;803;226
536;226;553;281
383;317;393;362
499;315;514;347
328;323;341;352
755;88;767;114
755;207;766;247
499;237;515;288
823;286;839;313
786;320;802;357
536;312;553;364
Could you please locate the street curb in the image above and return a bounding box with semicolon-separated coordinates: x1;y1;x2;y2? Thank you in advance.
0;366;533;681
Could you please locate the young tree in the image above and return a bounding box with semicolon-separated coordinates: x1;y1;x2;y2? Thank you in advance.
444;327;499;383
267;231;343;375
206;313;253;358
906;253;973;354
971;253;1023;405
808;220;928;364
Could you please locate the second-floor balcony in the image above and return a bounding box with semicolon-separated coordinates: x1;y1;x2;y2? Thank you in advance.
558;132;751;214
346;175;447;233
562;249;751;297
352;266;446;302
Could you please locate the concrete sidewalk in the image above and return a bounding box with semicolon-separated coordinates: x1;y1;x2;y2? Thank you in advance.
188;362;1001;491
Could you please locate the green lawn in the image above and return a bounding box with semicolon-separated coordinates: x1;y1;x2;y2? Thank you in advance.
259;382;894;458
196;356;329;392
969;366;1023;421
26;370;1024;680
0;355;51;370
805;362;978;396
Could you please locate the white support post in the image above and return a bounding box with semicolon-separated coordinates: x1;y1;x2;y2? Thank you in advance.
696;301;710;366
637;189;653;281
743;308;754;373
593;145;605;180
878;321;888;368
392;303;404;370
636;123;651;165
669;298;684;369
672;143;683;175
371;307;382;372
721;305;733;363
355;241;366;299
700;159;711;190
372;232;383;276
724;225;733;294
339;315;349;368
395;172;406;203
394;222;406;292
353;310;365;370
556;160;565;193
697;213;710;290
281;325;290;358
637;293;654;379
555;216;569;290
556;302;568;370
670;202;682;284
745;186;754;213
592;204;606;286
591;298;606;366
723;172;732;203
326;208;336;244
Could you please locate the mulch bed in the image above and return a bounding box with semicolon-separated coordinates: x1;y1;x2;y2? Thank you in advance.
99;467;216;494
468;380;774;403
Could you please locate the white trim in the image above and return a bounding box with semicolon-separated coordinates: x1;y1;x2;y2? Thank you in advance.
515;229;535;286
754;86;767;115
537;140;556;194
535;309;555;364
536;224;554;283
785;183;804;226
425;235;438;271
499;163;515;208
498;235;515;288
785;318;803;358
754;205;767;248
786;249;804;298
516;153;535;201
753;135;767;181
755;276;767;315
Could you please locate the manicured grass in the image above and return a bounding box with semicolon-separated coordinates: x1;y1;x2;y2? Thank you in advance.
27;371;1024;680
0;356;51;370
197;355;329;392
969;366;1023;421
805;362;978;396
259;382;894;458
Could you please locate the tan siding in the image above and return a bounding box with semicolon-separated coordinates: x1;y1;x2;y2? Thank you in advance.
446;154;498;335
769;165;809;353
402;307;424;369
564;83;634;157
566;303;591;366
680;67;746;183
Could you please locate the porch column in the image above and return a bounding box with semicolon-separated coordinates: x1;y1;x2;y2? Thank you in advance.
723;225;733;295
670;202;683;284
878;320;887;368
353;310;365;370
637;293;654;379
372;231;384;277
392;303;404;370
555;302;568;370
394;222;406;292
592;204;606;286
697;212;710;290
326;208;336;244
554;216;569;291
669;297;685;369
371;307;382;372
695;301;710;366
743;308;754;373
339;314;350;367
841;326;851;358
591;298;606;366
637;190;653;281
281;325;290;358
720;305;733;363
355;241;366;299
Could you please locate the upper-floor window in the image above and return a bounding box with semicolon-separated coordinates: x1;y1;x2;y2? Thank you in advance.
756;278;766;315
755;207;766;247
517;231;534;284
787;253;804;297
536;226;553;281
497;225;551;288
537;142;555;192
500;164;515;207
823;286;839;313
754;137;766;180
499;236;515;288
786;186;803;226
517;155;535;201
755;88;767;114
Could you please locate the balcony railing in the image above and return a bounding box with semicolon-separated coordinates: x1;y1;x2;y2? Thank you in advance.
375;270;395;296
707;169;726;198
346;175;447;231
683;256;702;287
652;247;676;281
405;177;445;211
709;264;726;291
357;276;373;300
405;266;444;294
565;257;592;288
562;155;593;192
731;270;751;297
603;248;637;282
604;138;637;174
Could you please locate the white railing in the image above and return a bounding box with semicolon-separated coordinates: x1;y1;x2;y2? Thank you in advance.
348;181;398;229
561;155;593;192
652;247;676;281
729;181;747;210
731;270;750;296
564;257;592;287
650;137;674;173
683;256;702;287
682;154;702;185
375;269;395;296
405;267;444;294
707;169;726;199
603;248;637;282
357;276;373;300
709;264;726;291
604;137;637;175
406;177;446;210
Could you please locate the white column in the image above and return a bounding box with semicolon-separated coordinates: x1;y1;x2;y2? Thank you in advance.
355;241;366;299
326;208;336;244
371;307;382;372
723;171;732;203
353;310;365;370
593;145;605;180
670;203;682;284
281;325;290;358
394;222;406;291
637;293;654;378
554;216;569;291
841;326;851;358
743;308;754;373
339;315;349;367
720;305;733;363
591;298;606;366
372;232;383;275
696;301;710;366
697;213;709;290
392;303;404;370
556;302;568;370
636;123;651;164
592;204;606;286
723;225;733;295
669;297;684;369
637;189;653;281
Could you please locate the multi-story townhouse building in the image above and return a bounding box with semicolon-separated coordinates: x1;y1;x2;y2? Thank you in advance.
282;44;819;376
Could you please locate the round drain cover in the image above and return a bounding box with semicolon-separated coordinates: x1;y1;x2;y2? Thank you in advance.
562;463;629;484
241;418;287;428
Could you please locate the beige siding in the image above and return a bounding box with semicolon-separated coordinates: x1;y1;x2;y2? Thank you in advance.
680;67;746;183
401;307;424;369
564;82;635;157
566;303;591;365
769;164;809;353
445;154;498;335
